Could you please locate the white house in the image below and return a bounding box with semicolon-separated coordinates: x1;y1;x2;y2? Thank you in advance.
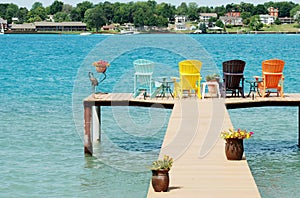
199;13;217;22
174;15;188;31
259;14;275;24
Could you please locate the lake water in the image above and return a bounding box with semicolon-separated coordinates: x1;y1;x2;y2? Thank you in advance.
0;33;299;197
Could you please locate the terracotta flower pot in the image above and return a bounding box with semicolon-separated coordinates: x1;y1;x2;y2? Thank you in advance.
151;169;169;192
95;66;107;73
225;138;244;160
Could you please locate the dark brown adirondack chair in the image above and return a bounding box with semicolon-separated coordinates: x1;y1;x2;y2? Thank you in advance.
222;60;246;97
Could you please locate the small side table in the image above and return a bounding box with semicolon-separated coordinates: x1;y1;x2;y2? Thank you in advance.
157;77;174;98
202;81;221;99
245;79;257;97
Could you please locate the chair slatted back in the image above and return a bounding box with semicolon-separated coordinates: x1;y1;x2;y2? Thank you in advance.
222;60;245;89
262;59;285;89
179;60;202;90
133;59;154;74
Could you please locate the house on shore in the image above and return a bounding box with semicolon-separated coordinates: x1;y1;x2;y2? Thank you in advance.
220;11;243;26
0;18;8;30
10;21;86;32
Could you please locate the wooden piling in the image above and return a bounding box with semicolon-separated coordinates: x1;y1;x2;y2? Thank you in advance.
95;106;101;142
84;104;93;155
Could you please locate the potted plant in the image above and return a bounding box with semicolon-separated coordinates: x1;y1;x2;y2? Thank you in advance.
221;128;254;160
205;73;220;95
150;155;173;192
92;60;110;73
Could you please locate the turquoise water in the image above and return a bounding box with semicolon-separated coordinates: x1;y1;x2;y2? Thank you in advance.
0;34;299;197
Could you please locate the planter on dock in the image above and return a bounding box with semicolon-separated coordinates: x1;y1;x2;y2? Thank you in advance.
150;155;173;192
225;138;244;160
151;169;170;192
221;129;254;161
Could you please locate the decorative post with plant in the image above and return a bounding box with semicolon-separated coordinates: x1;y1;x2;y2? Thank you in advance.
221;129;254;160
150;155;173;192
89;60;110;95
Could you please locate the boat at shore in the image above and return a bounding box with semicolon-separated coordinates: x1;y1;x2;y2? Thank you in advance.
80;32;92;36
0;22;4;35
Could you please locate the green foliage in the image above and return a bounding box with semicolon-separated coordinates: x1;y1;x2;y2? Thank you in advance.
199;22;207;33
49;0;63;15
290;5;300;17
205;73;220;81
54;11;71;22
176;2;188;15
274;18;281;25
249;15;263;31
84;6;106;32
215;19;224;28
150;155;173;171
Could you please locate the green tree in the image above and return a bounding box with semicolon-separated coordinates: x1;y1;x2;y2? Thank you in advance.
62;4;73;14
176;2;188;15
187;2;199;21
0;4;9;18
274;1;295;17
72;1;94;21
240;2;254;14
199;22;206;33
54;11;71;22
31;2;43;10
249;15;263;31
253;4;267;15
27;5;47;22
17;7;28;23
156;2;175;21
214;6;226;16
274;18;281;25
84;6;106;32
215;19;224;28
112;2;132;24
290;5;300;17
6;4;19;24
241;12;251;25
49;0;63;15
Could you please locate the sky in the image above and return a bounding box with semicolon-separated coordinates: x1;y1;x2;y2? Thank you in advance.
3;0;300;9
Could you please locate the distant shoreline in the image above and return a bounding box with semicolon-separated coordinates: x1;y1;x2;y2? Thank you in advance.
3;30;300;35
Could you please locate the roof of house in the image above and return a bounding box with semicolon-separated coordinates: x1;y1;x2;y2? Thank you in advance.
34;22;86;27
11;23;36;29
199;13;217;17
0;18;7;24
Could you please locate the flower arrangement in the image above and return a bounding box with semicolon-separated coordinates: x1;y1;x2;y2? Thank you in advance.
150;155;173;171
92;60;110;73
205;73;220;82
92;60;110;67
220;128;254;140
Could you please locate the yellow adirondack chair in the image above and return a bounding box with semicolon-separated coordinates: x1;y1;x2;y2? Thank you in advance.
255;59;285;97
173;60;202;98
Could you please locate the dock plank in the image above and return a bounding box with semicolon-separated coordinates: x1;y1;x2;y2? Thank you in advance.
147;99;260;198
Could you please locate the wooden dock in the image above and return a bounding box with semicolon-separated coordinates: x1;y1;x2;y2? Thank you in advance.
83;93;300;197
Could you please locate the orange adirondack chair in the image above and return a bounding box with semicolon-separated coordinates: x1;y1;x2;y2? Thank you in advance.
256;59;285;97
173;60;202;98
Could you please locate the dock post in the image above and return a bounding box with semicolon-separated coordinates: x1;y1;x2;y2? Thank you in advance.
84;104;93;156
93;106;101;142
299;106;300;147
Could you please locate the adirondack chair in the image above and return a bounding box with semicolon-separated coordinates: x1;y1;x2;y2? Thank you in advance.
173;60;202;99
133;59;161;99
222;60;246;97
255;59;285;97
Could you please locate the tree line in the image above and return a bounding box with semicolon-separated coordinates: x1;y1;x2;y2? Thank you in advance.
0;0;299;31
